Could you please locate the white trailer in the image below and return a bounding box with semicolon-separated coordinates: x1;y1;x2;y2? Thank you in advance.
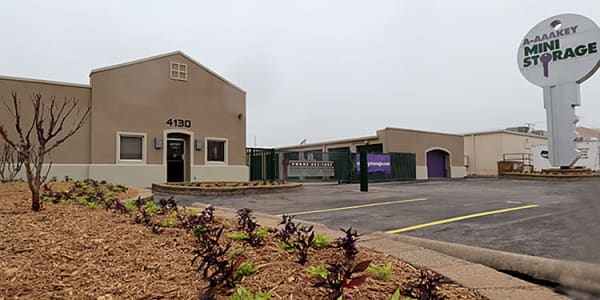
530;140;600;171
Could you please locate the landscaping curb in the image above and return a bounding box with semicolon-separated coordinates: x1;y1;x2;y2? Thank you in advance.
500;173;600;180
187;202;569;300
152;182;303;196
128;187;154;202
372;232;600;297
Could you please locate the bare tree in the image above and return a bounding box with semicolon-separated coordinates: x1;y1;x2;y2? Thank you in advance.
0;143;24;182
0;92;91;211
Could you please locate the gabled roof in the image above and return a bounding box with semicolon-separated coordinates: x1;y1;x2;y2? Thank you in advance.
89;51;245;93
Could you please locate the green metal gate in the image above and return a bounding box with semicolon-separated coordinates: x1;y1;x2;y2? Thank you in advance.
329;148;353;183
247;148;416;183
390;152;416;180
246;148;277;181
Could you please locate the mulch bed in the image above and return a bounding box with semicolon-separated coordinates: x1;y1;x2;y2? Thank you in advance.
0;182;487;299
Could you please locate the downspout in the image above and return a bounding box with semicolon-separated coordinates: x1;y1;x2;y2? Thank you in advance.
472;134;476;176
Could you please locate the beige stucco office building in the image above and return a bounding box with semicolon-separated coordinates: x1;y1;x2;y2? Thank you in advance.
464;127;600;176
576;126;600;140
463;130;547;176
277;127;466;180
0;51;248;187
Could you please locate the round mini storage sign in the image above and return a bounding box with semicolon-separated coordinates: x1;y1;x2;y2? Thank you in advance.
518;14;600;87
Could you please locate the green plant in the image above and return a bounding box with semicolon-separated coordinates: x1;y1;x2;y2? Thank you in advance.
41;195;54;202
228;232;249;242
390;289;414;300
60;199;70;205
124;199;137;212
228;245;252;260
256;227;270;237
160;218;175;228
87;202;97;209
145;201;160;215
368;262;393;282
307;265;329;279
222;219;232;228
274;241;297;253
314;234;331;249
187;208;199;216
77;197;88;205
231;286;272;300
113;184;126;193
234;262;258;280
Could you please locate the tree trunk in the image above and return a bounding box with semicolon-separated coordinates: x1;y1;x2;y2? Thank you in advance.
25;164;41;211
31;148;45;212
31;185;41;211
24;161;41;211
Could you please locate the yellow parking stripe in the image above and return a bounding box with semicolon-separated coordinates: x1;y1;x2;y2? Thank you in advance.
277;197;428;217
385;204;539;234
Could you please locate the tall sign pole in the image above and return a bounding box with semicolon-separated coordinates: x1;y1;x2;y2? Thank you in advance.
518;14;600;168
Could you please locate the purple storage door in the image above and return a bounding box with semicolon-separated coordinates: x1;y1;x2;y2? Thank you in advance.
427;150;448;178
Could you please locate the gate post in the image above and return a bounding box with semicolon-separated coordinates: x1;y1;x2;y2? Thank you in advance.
360;150;368;192
269;149;276;181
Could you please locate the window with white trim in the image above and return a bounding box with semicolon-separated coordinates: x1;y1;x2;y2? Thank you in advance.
117;133;146;162
207;140;226;162
170;62;187;81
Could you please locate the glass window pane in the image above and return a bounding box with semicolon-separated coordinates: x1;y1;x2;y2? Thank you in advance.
120;136;143;160
180;71;187;80
207;140;225;162
171;70;179;78
180;64;186;72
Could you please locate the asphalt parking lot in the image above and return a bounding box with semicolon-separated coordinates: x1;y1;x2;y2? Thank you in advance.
170;178;600;265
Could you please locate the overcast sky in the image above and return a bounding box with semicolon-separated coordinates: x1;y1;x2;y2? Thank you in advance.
1;1;600;147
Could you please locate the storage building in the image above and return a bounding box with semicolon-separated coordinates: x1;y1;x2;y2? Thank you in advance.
275;127;465;180
0;51;248;187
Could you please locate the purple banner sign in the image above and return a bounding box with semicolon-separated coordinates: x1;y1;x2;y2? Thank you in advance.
356;153;391;174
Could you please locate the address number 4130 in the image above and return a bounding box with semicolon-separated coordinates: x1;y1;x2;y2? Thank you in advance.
166;118;191;128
